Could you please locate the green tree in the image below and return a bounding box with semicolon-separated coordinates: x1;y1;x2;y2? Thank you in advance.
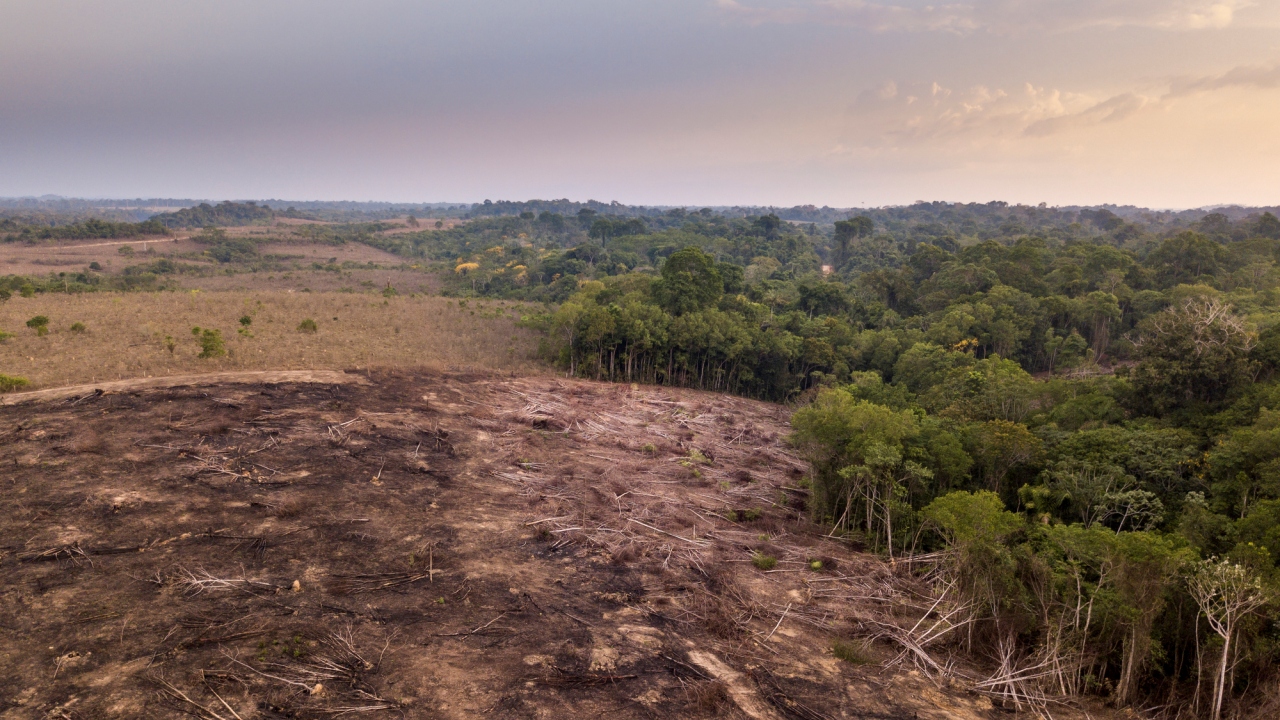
653;247;723;315
1131;297;1256;415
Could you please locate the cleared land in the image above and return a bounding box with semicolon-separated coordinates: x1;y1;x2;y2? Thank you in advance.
0;371;1112;719
0;292;540;388
0;236;433;293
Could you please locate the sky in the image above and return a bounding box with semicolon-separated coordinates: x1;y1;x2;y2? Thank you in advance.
1;0;1279;208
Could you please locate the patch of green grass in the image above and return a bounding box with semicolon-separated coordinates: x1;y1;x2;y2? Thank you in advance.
298;318;318;333
751;552;777;571
832;640;872;665
69;322;87;334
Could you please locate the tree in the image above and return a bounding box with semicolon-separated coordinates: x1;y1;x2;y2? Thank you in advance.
1187;558;1272;720
1111;533;1188;706
833;216;874;270
653;247;723;315
792;390;926;554
966;420;1043;492
923;490;1024;618
1131;296;1256;415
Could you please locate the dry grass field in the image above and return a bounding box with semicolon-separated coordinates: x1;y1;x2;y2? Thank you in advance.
0;291;542;389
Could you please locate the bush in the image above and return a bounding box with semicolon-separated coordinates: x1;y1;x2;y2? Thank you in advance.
298;318;318;334
751;552;777;571
191;327;226;358
0;374;30;393
69;322;86;334
26;316;49;336
0;330;13;343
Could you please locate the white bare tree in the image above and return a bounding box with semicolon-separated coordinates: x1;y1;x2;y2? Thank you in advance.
1187;558;1271;720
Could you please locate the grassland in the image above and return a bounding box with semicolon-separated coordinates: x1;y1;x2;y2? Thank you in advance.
0;291;542;389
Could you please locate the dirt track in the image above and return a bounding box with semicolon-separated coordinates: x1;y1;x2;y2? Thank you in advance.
0;371;1091;719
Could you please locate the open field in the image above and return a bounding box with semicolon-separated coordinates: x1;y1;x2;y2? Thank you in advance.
0;234;414;281
0;370;1110;719
0;292;541;389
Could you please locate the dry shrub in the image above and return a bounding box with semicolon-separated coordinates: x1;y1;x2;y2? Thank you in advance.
610;543;639;565
692;591;743;640
686;679;731;713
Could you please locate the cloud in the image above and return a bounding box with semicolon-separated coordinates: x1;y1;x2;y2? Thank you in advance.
843;80;1113;147
716;0;1259;34
1023;93;1151;136
1166;63;1280;98
840;58;1280;151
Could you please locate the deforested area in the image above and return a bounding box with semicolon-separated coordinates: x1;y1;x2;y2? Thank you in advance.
1;370;1015;720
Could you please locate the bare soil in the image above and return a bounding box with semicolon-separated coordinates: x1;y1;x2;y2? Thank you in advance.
0;371;1107;719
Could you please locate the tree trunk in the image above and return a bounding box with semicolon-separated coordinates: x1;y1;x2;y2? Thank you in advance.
1212;628;1232;720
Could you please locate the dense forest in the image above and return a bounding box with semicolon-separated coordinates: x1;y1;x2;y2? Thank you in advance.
351;202;1280;717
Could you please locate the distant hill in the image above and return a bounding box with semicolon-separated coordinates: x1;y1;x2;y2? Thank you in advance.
151;201;275;228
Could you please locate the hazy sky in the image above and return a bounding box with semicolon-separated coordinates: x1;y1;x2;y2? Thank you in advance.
2;1;1278;207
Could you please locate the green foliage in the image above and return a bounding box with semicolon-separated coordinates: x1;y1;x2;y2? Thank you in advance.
751;553;777;571
69;322;86;334
152;201;274;228
0;374;29;393
298;318;318;333
831;639;871;665
26;315;49;336
191;327;225;358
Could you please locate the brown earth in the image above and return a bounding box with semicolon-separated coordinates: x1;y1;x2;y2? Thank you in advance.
0;371;1112;719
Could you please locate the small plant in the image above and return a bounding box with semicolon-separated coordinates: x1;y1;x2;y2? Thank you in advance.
164;335;176;354
382;284;398;297
643;443;657;454
238;315;253;337
191;327;226;359
88;262;102;271
0;289;10;301
19;284;35;298
688;448;711;465
298;318;318;334
832;639;871;665
26;316;49;336
0;374;30;393
809;559;823;571
118;245;135;256
751;552;777;571
69;322;87;334
0;330;13;343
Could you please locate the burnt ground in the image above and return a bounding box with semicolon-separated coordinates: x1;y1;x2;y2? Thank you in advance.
0;371;1100;719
